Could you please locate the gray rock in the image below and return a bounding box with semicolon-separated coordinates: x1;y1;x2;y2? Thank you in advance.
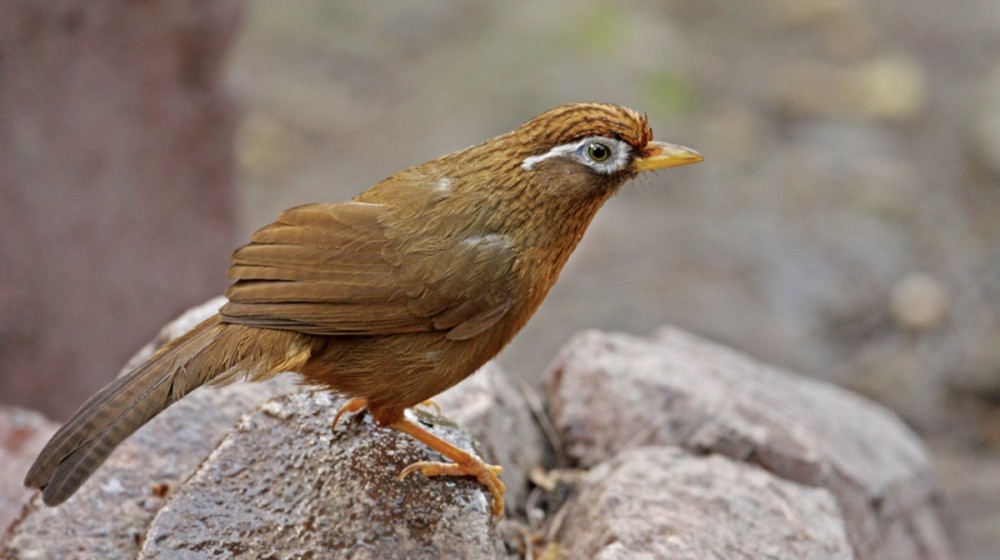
0;407;57;534
557;447;854;560
138;391;504;559
546;328;952;560
2;301;299;559
3;378;298;559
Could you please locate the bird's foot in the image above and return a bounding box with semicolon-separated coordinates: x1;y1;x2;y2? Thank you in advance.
333;398;506;515
332;397;368;430
390;417;506;517
400;459;505;515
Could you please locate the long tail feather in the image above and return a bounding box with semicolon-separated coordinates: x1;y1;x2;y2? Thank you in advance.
24;316;228;505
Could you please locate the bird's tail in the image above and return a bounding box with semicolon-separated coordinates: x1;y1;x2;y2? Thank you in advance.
23;315;302;506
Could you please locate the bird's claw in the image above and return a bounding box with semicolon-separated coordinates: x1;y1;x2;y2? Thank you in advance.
400;460;506;516
332;397;368;430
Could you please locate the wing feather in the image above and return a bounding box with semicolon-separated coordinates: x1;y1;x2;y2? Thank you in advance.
221;201;519;339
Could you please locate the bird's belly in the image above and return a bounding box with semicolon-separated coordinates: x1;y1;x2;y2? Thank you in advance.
298;330;504;413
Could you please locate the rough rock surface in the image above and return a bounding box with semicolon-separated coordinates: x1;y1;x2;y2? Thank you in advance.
2;300;296;558
3;291;953;558
138;391;504;559
0;408;57;535
0;0;241;419
558;447;854;560
546;328;953;560
2;378;298;559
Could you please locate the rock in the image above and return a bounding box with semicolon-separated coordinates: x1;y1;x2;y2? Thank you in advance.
0;0;241;421
0;408;57;534
557;447;854;560
138;392;504;559
2;300;299;559
546;328;953;560
2;378;298;559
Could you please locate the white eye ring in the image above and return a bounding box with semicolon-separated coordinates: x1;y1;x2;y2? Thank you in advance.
521;136;632;175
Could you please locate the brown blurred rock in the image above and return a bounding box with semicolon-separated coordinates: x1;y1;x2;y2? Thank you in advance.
546;328;953;560
558;447;854;560
139;391;504;559
774;56;927;122
0;407;57;535
0;0;242;420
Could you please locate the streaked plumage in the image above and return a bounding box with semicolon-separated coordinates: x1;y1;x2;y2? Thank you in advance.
26;103;702;515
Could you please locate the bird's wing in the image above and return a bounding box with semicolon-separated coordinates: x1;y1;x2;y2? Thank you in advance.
220;202;519;340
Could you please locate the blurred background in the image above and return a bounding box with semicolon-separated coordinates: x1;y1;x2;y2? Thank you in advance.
2;1;998;556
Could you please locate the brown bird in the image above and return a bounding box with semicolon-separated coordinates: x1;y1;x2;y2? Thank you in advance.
25;102;702;516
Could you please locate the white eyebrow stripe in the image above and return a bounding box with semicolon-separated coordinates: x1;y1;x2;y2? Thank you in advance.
521;138;590;170
521;136;632;175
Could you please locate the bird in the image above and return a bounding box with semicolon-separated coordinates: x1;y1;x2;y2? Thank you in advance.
25;102;702;517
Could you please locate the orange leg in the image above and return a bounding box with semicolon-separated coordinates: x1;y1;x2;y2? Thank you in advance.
332;397;368;430
331;398;505;517
391;417;505;517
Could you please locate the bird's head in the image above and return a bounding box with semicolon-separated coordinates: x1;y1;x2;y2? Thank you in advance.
510;102;703;194
386;103;703;236
412;103;704;238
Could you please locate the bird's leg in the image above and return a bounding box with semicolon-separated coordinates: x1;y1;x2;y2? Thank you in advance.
391;417;506;517
332;397;505;516
332;397;368;429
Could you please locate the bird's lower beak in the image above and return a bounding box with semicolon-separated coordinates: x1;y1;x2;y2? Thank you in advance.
634;141;704;171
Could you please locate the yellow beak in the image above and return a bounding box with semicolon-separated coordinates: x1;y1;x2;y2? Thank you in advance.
634;141;704;171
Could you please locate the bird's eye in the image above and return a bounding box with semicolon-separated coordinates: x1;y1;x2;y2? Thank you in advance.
520;136;629;173
586;142;612;163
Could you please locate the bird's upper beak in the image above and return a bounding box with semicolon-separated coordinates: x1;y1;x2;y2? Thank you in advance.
634;141;704;172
